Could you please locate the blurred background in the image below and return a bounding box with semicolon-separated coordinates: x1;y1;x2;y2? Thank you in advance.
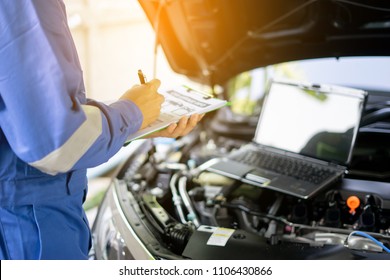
65;0;191;101
64;0;191;222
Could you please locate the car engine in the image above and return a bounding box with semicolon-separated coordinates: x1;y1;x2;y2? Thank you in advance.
116;107;390;260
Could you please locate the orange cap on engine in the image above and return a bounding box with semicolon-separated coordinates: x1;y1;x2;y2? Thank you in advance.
347;195;360;214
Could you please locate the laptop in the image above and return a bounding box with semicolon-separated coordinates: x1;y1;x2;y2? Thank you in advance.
206;79;367;199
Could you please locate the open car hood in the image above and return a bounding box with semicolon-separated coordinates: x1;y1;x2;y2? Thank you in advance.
138;0;390;85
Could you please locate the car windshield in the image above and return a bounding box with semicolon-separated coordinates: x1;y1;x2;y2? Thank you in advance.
227;56;390;115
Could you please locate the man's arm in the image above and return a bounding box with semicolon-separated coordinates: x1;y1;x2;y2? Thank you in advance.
0;1;147;175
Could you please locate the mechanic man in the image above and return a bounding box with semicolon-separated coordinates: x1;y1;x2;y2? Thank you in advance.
0;0;202;259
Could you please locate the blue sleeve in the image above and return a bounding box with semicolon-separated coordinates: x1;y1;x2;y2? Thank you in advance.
0;0;143;175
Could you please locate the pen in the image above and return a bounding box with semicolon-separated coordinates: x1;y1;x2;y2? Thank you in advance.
138;69;147;84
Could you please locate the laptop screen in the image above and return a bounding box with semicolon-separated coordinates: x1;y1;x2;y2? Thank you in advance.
253;80;367;166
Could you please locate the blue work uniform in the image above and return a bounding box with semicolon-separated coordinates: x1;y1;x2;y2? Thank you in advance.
0;0;143;259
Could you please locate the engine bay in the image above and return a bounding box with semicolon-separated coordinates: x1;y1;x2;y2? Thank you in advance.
114;103;390;260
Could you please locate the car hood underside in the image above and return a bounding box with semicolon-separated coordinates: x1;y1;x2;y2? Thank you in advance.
139;0;390;85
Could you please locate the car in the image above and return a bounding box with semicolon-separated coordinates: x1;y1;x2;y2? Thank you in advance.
91;0;390;260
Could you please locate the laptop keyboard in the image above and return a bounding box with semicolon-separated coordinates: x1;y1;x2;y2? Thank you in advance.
232;149;335;184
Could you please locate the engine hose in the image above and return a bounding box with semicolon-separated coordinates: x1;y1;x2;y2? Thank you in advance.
165;223;193;254
178;176;201;228
169;173;187;224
